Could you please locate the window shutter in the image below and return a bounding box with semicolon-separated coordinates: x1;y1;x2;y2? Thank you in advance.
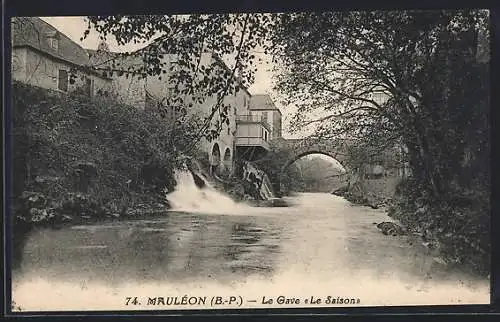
85;78;92;96
58;70;68;91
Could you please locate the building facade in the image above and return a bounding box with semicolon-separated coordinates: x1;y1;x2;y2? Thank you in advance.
11;17;112;96
90;43;282;174
12;17;283;176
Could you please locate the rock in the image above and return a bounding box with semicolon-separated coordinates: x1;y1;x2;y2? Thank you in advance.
270;198;288;207
331;186;348;196
422;240;441;250
190;171;207;189
34;175;62;184
73;161;98;174
376;222;406;236
243;194;254;201
29;208;55;223
124;209;139;217
60;214;73;222
432;257;448;266
21;191;47;209
72;161;98;192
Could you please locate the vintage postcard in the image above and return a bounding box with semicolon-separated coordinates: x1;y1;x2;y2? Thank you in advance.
8;10;490;313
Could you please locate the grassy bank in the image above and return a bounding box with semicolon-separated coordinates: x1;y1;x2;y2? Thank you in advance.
332;176;398;210
388;178;490;277
10;82;199;260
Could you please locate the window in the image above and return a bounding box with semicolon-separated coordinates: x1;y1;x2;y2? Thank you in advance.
58;69;68;91
227;127;231;135
264;131;268;142
49;38;59;51
84;77;93;97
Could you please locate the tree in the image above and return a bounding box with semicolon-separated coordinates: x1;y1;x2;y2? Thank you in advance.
83;14;275;148
290;155;344;192
266;10;489;198
266;9;490;274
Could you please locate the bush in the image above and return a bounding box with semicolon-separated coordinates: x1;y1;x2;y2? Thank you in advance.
11;81;199;223
390;177;490;276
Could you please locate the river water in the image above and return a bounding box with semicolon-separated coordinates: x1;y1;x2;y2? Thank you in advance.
11;172;489;311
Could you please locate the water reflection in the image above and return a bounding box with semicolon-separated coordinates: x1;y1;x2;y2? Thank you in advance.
223;222;281;275
12;193;489;310
16;213;283;287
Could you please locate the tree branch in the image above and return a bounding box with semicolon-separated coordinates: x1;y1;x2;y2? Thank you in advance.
185;13;250;153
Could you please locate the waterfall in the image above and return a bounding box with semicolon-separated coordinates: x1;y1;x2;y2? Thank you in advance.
244;162;275;200
166;170;242;214
165;158;281;214
260;173;275;199
260;181;274;200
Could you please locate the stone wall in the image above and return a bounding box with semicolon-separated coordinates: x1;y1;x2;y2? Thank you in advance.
12;48;112;96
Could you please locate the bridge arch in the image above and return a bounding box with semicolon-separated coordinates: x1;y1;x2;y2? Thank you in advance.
273;140;351;195
281;150;348;174
278;150;348;190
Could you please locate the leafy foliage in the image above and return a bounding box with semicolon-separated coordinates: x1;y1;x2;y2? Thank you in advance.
83;14;275;147
266;10;490;275
12;81;200;221
390;177;490;276
267;9;489;195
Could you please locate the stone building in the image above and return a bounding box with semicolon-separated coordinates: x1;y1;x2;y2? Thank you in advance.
89;47;252;176
88;41;282;175
11;17;112;96
12;17;283;177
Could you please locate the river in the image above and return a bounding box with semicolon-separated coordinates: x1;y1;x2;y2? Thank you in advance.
11;172;489;311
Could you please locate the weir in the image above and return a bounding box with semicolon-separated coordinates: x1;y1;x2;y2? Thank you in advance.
243;161;276;200
166;170;241;214
166;160;282;213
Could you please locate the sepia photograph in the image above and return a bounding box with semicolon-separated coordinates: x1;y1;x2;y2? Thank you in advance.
8;9;491;312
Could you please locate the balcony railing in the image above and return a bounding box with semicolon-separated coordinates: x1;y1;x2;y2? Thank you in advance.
235;137;270;151
236;114;271;131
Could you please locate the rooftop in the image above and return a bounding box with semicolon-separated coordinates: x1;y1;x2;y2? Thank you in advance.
249;94;282;114
12;17;92;67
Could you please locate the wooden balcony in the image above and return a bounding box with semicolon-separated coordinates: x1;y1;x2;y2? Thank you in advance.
236;114;271;132
235;136;270;151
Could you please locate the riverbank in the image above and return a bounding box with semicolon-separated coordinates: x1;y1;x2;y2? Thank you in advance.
11;82;199;262
332;176;490;277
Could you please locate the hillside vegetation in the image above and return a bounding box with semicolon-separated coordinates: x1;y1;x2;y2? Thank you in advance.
11;82;202;262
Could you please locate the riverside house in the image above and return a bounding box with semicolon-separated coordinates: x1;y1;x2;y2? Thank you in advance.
89;41;283;176
11;17;112;96
11;17;283;176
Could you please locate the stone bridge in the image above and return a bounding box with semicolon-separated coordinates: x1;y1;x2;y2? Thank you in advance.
265;137;357;194
273;137;355;171
265;136;407;195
